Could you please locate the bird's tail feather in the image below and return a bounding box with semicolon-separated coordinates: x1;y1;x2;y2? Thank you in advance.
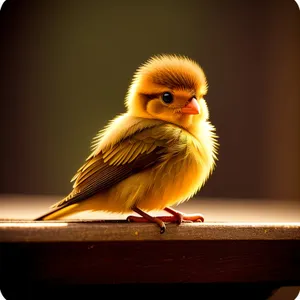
34;203;79;221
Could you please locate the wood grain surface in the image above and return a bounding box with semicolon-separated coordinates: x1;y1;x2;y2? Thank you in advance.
1;195;300;299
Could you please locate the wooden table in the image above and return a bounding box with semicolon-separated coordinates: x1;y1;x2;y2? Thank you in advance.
1;195;300;299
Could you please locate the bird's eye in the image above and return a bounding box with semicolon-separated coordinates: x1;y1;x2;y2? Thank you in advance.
162;92;173;104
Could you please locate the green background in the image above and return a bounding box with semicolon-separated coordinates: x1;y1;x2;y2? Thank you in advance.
0;0;299;201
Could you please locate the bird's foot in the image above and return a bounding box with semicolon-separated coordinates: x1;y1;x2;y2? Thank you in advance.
127;207;166;234
127;206;204;234
164;206;204;224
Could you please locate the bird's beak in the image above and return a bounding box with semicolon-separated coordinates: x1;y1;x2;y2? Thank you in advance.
181;98;200;115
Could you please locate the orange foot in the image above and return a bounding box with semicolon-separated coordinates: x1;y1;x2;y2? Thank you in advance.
164;206;204;224
127;206;204;234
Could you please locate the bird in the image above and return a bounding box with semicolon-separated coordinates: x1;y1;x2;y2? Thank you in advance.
35;54;218;233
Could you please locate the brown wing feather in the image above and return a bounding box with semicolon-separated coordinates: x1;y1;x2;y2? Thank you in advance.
51;149;163;210
50;125;180;210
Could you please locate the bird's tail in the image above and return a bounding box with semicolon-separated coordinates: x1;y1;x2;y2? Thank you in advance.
34;203;79;221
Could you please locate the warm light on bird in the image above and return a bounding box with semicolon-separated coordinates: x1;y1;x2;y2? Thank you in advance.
35;54;219;233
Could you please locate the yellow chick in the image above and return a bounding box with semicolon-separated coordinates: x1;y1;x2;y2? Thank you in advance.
35;54;218;233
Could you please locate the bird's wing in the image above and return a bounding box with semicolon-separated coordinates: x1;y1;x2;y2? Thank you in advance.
51;124;181;209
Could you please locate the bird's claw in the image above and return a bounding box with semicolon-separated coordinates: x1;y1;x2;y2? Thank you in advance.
159;225;166;234
127;215;166;234
164;207;204;223
127;207;204;234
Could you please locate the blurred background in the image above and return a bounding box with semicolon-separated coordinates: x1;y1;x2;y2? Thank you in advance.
0;0;299;202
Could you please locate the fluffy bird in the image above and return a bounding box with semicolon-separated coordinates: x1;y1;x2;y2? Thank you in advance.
35;54;218;233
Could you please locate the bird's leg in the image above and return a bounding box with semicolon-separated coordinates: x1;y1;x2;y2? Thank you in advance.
164;207;204;224
127;206;204;233
127;206;166;234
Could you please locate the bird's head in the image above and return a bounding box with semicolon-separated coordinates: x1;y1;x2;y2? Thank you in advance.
125;54;210;130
